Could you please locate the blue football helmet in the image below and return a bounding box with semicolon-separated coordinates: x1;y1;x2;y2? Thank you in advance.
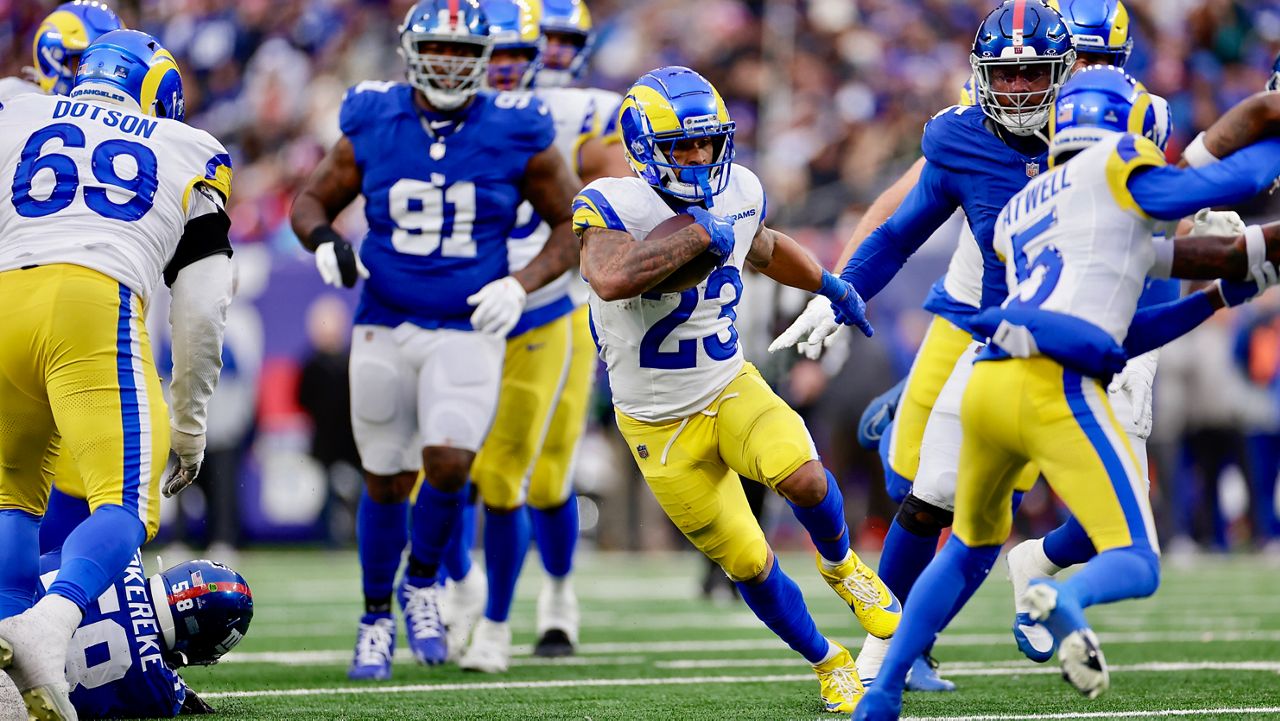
32;1;124;96
1048;65;1155;164
970;0;1076;137
618;66;735;203
150;559;253;667
399;0;493;111
1048;0;1134;67
1268;52;1280;92
536;0;593;87
70;29;184;120
482;0;544;91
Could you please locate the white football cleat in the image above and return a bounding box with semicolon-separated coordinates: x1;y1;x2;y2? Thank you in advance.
441;566;487;662
459;619;511;673
534;577;579;658
0;597;80;721
1007;540;1059;663
1057;629;1109;699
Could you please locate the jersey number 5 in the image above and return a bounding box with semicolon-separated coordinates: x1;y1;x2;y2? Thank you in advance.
12;123;158;221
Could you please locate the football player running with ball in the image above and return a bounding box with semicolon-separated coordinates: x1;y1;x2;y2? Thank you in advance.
576;66;899;714
289;0;581;681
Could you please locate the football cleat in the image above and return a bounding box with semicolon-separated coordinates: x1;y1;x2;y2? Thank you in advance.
459;618;512;673
440;566;487;662
816;552;901;639
534;578;579;658
1024;580;1108;698
1057;628;1110;699
905;653;956;693
851;685;902;721
813;643;863;713
398;579;448;666
1007;540;1058;663
0;600;79;721
347;613;395;681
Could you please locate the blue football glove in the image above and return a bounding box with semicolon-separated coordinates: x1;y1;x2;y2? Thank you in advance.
687;206;736;264
1217;278;1264;307
818;270;874;338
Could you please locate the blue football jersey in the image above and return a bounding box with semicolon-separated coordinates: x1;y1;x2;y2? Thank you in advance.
920;105;1048;320
38;552;185;719
339;81;556;330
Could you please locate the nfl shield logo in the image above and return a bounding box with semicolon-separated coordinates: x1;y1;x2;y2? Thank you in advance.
637;444;649;460
1026;162;1040;178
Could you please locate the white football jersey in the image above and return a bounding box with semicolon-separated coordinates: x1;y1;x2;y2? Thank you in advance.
993;133;1166;345
0;94;231;300
0;76;41;102
577;165;766;422
509;87;600;313
940;213;983;308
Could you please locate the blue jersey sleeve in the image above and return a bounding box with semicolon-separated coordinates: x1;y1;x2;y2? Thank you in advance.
1129;137;1280;220
498;92;556;159
1123;290;1215;358
840;159;960;300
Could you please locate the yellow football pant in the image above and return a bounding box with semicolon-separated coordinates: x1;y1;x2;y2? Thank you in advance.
0;265;167;540
887;315;973;483
615;363;817;582
472;313;574;510
526;305;594;510
955;357;1154;552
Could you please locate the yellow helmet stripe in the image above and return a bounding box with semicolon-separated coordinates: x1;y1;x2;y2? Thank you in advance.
624;85;680;135
1109;1;1130;50
140;48;181;116
519;0;543;43
1127;89;1152;136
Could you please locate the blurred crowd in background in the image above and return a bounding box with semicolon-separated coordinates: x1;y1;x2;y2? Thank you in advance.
3;0;1280;561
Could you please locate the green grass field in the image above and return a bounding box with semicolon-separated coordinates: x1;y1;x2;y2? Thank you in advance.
171;549;1280;721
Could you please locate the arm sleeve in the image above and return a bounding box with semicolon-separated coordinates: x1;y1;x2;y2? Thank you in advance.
168;254;233;437
1129;137;1280;220
839;160;959;300
1122;291;1215;358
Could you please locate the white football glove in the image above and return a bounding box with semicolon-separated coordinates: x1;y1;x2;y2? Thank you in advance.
1191;208;1246;237
1107;354;1156;440
768;296;844;360
315;240;370;289
164;429;206;498
467;276;527;337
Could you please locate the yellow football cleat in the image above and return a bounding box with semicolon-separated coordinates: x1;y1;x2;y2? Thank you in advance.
813;643;864;713
817;551;902;639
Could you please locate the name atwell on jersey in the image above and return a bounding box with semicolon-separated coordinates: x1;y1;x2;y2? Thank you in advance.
51;98;159;138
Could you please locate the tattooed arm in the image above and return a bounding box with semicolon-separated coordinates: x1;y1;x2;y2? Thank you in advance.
580;224;711;300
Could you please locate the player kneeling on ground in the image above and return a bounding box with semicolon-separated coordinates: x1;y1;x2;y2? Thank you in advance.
576;65;899;714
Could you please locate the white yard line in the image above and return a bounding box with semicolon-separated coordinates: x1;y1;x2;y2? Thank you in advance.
904;709;1280;721
656;659;1280;675
220;650;644;666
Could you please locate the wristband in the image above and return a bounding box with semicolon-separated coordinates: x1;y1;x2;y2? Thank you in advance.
1182;132;1220;169
306;224;344;252
818;269;846;301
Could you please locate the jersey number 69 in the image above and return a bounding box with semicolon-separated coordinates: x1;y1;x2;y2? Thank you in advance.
12;123;158;222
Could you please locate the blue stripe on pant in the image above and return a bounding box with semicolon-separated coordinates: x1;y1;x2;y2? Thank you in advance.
1062;369;1151;553
116;283;141;515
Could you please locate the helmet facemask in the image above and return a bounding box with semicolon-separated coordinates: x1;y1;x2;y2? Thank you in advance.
400;34;493;111
640;125;735;203
488;45;540;91
971;51;1075;136
537;29;588;88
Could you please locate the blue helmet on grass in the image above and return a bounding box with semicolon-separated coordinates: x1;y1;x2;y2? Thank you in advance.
150;560;253;666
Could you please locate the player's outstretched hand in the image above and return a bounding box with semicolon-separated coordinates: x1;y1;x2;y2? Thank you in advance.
819;270;874;338
768;296;844;360
686;206;735;264
467;276;528;337
164;429;206;498
315;238;370;288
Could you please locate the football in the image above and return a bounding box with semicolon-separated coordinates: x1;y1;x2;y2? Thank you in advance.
645;213;721;294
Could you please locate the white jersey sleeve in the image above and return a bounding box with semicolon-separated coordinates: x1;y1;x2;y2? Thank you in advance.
508;87;601;315
0;94;232;301
575;165;765;422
